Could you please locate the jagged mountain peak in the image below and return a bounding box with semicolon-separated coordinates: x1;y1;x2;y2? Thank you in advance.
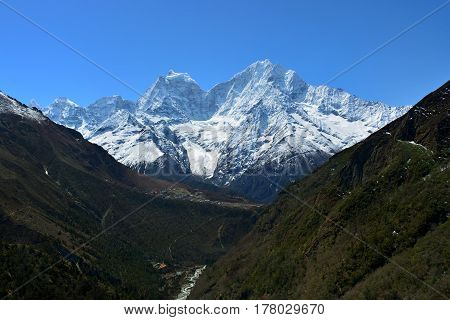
166;69;197;82
43;62;413;201
237;60;306;88
137;69;211;121
87;95;135;119
52;97;80;106
209;61;308;117
233;59;286;83
246;59;284;72
245;59;280;71
90;95;124;105
42;97;86;132
151;69;199;88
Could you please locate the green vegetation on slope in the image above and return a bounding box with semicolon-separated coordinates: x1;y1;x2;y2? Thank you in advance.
0;94;257;299
191;82;450;299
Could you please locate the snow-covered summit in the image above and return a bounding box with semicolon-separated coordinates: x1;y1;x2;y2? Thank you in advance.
166;70;197;82
42;97;86;132
86;95;135;125
137;70;214;122
208;60;308;117
43;60;411;201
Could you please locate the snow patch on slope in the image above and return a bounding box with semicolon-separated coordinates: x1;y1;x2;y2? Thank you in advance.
183;140;219;178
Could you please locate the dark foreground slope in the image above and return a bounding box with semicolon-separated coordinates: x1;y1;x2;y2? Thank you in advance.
0;93;257;299
191;82;450;299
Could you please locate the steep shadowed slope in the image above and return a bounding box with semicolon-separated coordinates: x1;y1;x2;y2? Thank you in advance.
0;92;257;299
191;82;449;299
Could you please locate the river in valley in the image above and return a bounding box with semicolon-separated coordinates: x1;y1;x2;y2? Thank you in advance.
176;265;207;300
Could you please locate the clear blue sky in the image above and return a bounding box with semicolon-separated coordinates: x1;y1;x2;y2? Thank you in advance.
0;0;448;107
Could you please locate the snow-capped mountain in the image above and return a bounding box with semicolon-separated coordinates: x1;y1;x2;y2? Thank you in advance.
43;95;135;137
137;71;216;122
44;97;86;131
40;60;411;201
88;95;135;126
1;91;46;122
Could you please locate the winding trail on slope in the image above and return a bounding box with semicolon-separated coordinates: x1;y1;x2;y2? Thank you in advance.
101;206;113;229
